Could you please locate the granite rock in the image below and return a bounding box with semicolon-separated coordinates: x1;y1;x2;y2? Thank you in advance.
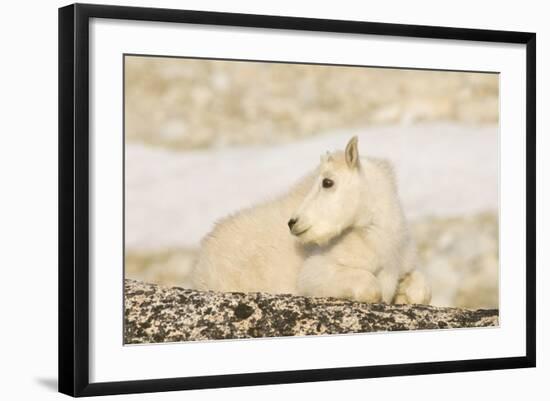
124;279;499;344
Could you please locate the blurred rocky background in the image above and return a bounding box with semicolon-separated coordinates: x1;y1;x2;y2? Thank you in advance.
124;55;499;309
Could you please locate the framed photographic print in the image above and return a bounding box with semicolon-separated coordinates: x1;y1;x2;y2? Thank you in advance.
58;3;536;397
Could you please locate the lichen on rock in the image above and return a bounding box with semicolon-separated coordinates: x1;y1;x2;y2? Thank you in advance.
124;279;499;344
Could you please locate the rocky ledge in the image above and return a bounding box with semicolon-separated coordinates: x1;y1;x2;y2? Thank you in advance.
124;279;499;344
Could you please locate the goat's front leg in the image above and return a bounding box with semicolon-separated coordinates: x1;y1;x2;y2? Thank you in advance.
393;270;432;305
376;269;400;304
297;255;382;303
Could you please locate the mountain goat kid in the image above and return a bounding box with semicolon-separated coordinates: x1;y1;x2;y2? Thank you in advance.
190;136;431;304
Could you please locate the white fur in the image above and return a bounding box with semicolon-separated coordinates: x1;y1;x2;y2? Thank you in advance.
190;137;431;304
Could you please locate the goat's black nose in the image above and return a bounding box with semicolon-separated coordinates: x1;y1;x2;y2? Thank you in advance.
288;218;297;230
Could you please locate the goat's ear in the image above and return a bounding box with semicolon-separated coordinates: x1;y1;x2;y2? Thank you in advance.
345;136;359;169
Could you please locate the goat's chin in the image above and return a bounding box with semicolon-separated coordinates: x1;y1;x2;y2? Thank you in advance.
296;228;339;247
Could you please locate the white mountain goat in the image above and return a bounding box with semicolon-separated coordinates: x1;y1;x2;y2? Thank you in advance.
190;137;431;304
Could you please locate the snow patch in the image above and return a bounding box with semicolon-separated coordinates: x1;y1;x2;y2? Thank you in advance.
125;123;498;250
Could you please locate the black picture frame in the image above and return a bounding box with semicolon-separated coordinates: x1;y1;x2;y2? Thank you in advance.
58;3;536;397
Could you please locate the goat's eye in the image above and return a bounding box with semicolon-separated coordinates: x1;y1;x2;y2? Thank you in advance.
322;178;334;188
